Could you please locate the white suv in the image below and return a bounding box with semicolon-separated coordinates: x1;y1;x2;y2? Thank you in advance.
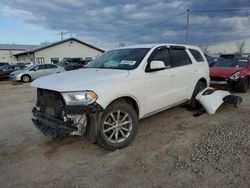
31;44;209;150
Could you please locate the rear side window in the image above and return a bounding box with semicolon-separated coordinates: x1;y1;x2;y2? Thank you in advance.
171;49;192;67
149;47;171;67
189;49;205;62
46;64;57;69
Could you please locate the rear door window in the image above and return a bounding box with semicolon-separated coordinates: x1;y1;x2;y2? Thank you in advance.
38;64;47;70
189;49;205;62
171;48;192;67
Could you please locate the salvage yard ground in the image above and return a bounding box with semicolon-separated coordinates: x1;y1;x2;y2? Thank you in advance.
0;80;249;188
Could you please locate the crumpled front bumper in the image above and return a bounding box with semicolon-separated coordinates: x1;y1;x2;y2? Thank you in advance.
32;107;77;138
32;102;103;139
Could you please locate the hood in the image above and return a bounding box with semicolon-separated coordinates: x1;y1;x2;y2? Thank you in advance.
10;69;25;75
210;67;245;78
31;68;129;92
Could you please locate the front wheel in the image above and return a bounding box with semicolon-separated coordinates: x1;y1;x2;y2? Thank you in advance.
96;102;138;150
21;75;31;83
234;77;249;92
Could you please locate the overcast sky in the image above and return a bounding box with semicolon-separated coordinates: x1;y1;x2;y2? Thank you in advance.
0;0;250;52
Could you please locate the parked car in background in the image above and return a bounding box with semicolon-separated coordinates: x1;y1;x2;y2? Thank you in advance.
57;57;89;71
10;64;65;83
210;58;250;92
0;64;26;79
31;44;209;150
205;54;217;67
0;62;9;67
16;62;34;67
220;54;242;59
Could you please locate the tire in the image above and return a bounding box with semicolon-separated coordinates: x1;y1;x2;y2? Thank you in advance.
234;77;249;92
189;81;206;110
21;74;31;83
96;101;138;150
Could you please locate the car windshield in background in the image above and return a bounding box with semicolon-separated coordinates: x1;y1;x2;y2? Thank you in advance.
86;48;150;70
57;58;70;66
214;58;248;68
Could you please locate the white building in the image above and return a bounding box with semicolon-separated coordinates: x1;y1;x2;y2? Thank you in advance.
0;44;37;64
14;38;104;64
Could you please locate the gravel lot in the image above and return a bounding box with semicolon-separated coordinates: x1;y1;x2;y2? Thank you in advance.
0;80;249;188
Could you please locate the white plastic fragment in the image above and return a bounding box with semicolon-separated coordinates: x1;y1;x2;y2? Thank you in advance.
195;88;231;114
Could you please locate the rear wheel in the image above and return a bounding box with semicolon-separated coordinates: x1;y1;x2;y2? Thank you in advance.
21;74;31;83
189;81;206;110
234;77;249;92
96;102;138;150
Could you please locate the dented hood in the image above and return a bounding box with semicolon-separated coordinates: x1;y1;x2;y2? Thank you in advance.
210;67;245;78
31;68;129;92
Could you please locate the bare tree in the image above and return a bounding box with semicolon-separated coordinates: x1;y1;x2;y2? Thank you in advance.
40;41;50;45
199;45;210;55
236;41;245;55
118;42;125;47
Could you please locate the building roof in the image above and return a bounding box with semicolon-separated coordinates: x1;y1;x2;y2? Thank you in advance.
14;38;104;56
0;44;38;51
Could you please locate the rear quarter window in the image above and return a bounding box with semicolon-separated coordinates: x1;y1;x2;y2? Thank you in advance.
189;49;205;62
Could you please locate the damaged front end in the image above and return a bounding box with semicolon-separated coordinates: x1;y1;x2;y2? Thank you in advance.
32;88;103;142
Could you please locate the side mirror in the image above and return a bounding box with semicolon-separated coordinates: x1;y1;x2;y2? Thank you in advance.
149;60;165;72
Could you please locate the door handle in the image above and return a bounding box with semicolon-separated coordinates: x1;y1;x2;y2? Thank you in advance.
194;69;198;73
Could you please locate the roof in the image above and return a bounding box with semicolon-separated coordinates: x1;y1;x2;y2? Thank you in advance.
0;44;38;51
14;38;104;56
114;43;200;50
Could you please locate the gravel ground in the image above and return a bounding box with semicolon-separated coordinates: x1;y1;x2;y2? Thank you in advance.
0;80;249;188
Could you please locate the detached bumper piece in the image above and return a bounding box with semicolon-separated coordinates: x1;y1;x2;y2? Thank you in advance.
32;107;77;139
196;88;243;114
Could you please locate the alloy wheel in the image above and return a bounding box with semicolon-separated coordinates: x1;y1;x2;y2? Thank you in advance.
102;110;132;143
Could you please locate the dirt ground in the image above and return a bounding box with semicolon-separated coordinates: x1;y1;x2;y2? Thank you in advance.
0;80;249;188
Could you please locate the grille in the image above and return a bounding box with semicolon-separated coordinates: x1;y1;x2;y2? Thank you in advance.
37;88;64;119
210;77;226;81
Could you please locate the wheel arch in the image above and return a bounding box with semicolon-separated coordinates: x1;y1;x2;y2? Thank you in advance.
198;77;208;87
104;95;140;117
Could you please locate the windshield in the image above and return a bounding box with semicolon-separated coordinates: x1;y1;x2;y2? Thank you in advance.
57;58;70;66
21;64;36;71
86;48;150;70
214;58;248;68
0;65;9;70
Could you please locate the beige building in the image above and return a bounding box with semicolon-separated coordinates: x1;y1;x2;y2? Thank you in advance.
14;38;104;64
0;44;37;64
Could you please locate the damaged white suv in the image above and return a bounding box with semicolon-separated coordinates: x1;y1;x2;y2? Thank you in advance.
31;44;209;150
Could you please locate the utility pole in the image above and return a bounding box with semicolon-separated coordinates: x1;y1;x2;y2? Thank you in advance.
60;32;64;40
185;9;190;45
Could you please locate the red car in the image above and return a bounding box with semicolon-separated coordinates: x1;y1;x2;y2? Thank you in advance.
210;58;250;92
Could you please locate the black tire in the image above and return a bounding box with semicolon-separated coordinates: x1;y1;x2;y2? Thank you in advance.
189;81;206;110
96;101;138;151
234;77;249;92
21;74;31;83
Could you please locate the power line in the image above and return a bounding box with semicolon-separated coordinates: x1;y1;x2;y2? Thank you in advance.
191;8;250;13
114;12;186;41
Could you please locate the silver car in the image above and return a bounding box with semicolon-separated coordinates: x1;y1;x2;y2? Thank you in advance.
10;64;65;83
